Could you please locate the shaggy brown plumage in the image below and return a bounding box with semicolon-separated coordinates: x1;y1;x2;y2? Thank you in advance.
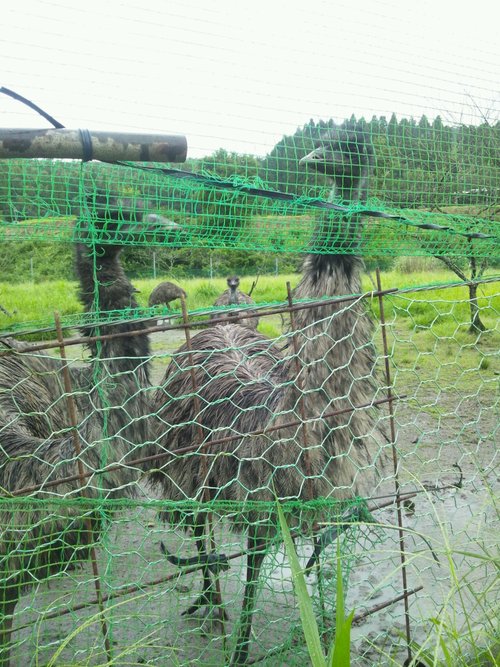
151;128;388;664
0;194;178;665
148;281;187;308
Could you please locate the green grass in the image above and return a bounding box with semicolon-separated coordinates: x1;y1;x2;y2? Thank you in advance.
405;483;500;667
0;270;500;343
1;270;498;392
1;268;498;334
0;279;82;331
1;269;498;388
277;486;499;667
277;500;355;667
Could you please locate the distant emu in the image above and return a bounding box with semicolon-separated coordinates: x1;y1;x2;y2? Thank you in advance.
151;127;388;664
0;193;178;666
210;275;258;329
148;281;187;309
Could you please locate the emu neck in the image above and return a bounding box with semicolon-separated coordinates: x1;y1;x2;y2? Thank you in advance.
318;173;367;254
332;174;368;207
229;287;238;304
76;246;138;312
285;168;369;402
75;243;151;377
285;252;371;441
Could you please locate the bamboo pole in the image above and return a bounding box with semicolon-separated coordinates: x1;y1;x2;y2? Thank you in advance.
0;128;187;162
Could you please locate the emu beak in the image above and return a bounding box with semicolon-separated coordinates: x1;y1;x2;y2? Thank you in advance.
142;213;185;243
299;147;325;165
144;213;182;231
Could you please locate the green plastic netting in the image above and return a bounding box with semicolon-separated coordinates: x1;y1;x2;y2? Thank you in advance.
0;118;498;260
0;120;498;667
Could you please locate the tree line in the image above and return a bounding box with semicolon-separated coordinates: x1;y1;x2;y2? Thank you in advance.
0;113;498;283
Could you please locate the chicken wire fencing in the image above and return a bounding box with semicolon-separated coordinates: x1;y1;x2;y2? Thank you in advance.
0;136;498;667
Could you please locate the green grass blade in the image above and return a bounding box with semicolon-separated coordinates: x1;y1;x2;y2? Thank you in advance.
335;540;345;631
277;500;326;667
328;540;353;667
330;611;355;667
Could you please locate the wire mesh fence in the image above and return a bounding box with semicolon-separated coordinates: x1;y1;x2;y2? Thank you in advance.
0;82;499;667
0;252;498;665
0;150;497;257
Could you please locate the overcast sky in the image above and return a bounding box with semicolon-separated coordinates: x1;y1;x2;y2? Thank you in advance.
1;0;498;157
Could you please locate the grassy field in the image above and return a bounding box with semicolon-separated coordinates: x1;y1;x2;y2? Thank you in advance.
1;267;499;332
1;266;498;400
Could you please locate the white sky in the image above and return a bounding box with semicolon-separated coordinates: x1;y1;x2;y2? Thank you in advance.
1;0;499;158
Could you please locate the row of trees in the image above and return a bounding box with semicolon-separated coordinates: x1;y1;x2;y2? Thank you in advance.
260;114;499;207
1;113;498;222
0;240;303;283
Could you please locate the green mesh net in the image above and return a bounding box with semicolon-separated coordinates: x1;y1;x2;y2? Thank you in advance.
0;118;498;666
0;118;498;259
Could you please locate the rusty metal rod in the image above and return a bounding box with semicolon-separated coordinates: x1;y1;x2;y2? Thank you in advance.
13;516;419;635
12;530;276;633
286;280;329;640
286;281;313;490
54;312;112;663
376;268;413;665
0;287;400;354
3;274;499;347
179;294;227;635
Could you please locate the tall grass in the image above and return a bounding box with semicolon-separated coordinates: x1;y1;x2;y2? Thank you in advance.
406;481;499;667
277;486;499;667
44;592;180;666
277;501;355;667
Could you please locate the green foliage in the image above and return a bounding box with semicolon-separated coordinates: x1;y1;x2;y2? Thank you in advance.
0;237;302;283
1;114;498;261
2;270;498;339
45;591;179;666
407;489;500;667
277;500;354;667
277;501;325;666
258;115;500;209
331;546;355;667
0;239;74;282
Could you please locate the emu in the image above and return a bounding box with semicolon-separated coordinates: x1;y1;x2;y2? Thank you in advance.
152;127;387;664
210;275;258;329
149;281;187;309
0;193;177;666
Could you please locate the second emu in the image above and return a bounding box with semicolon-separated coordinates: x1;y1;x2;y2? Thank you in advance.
210;275;258;328
149;281;187;309
152;127;388;664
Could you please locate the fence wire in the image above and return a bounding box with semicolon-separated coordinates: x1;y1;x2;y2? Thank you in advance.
1;0;499;661
0;152;498;259
0;270;498;666
0;114;499;667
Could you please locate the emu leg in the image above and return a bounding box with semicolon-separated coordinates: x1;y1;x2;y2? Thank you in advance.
229;528;266;666
0;585;19;667
183;521;228;622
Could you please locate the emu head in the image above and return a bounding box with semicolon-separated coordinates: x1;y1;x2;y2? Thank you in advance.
227;275;240;291
78;192;183;255
300;128;374;204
